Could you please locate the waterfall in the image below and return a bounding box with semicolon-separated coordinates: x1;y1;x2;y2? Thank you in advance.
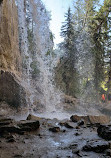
15;0;65;119
15;0;101;120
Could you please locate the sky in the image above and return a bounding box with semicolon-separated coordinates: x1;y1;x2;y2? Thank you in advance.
41;0;104;47
41;0;73;46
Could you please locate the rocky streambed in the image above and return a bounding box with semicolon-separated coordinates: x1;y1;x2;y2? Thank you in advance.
0;114;111;158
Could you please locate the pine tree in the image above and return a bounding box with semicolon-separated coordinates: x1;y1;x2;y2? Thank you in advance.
56;7;79;97
86;0;111;97
61;7;76;61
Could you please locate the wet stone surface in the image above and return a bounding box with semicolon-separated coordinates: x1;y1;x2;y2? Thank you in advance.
82;139;109;153
97;124;111;140
0;114;111;158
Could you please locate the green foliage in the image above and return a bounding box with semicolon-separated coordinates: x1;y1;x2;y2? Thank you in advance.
55;7;79;97
27;28;36;53
55;58;80;96
30;61;40;78
55;0;111;101
45;50;51;56
90;0;111;93
50;32;54;42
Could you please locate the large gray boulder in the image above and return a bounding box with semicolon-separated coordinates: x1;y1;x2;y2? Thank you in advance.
70;115;110;124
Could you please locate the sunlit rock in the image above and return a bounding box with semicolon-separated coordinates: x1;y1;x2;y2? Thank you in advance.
27;114;42;120
70;115;110;124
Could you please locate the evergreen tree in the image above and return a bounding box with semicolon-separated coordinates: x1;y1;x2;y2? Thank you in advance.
93;0;111;93
56;8;79;97
61;7;76;60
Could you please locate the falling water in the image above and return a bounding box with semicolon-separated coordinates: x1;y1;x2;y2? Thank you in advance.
13;0;102;121
15;0;69;120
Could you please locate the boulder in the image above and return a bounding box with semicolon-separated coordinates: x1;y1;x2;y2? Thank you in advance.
0;72;26;107
70;115;110;124
88;115;110;124
83;140;109;153
0;120;40;135
0;125;22;135
0;118;13;126
27;114;41;120
59;120;76;128
59;119;69;126
65;122;76;128
70;115;88;123
17;120;40;132
97;125;111;140
49;127;60;132
77;119;84;126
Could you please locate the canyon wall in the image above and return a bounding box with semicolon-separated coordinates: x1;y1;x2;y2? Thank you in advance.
0;0;21;73
0;0;54;109
0;0;26;107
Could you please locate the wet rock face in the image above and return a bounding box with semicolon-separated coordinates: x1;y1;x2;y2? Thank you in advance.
97;125;111;140
0;71;26;107
0;0;21;72
0;0;26;107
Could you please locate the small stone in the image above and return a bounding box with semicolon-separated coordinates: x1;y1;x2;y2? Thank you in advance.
77;119;84;126
18;120;40;132
65;122;75;128
69;144;78;149
76;126;80;129
75;132;81;136
7;138;16;143
27;114;41;120
62;130;66;133
59;119;69;126
49;127;60;132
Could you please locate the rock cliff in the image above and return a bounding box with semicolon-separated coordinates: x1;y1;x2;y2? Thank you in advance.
0;0;53;108
0;0;25;107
